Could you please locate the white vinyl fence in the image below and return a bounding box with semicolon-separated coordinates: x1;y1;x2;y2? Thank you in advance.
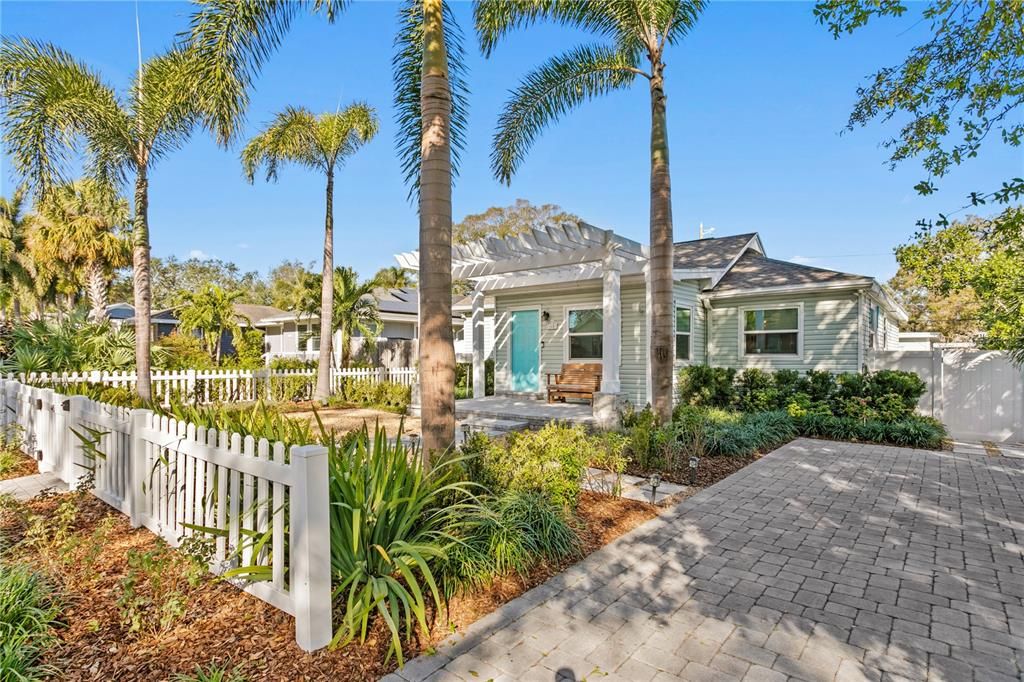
0;378;332;652
6;366;418;405
870;348;1024;443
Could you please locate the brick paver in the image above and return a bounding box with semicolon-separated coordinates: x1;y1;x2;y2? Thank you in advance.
385;439;1024;682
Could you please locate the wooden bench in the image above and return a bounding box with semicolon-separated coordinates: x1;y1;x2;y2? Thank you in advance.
546;363;602;404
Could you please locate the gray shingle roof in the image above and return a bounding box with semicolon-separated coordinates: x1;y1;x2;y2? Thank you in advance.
233;304;287;324
673;233;757;270
712;250;872;294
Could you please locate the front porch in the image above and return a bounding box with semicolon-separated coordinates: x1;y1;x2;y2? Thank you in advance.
455;395;594;428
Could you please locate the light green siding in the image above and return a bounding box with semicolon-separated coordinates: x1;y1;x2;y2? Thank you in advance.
707;291;861;373
492;279;648;405
673;280;707;367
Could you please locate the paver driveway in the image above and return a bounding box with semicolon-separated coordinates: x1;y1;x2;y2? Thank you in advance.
386;438;1024;682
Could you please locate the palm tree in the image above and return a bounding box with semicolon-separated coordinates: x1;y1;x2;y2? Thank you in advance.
373;265;416;288
0;185;32;320
27;180;131;322
176;284;248;365
0;39;206;402
331;266;381;368
187;0;469;456
242;104;378;402
475;0;705;423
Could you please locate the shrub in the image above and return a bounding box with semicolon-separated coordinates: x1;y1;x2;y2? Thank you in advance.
883;415;947;449
0;562;60;681
331;379;411;412
677;365;736;408
473;423;614;509
155;331;214;371
621;406;675;471
163;400;315;447
802;370;838;404
226;328;266;370
438;491;580;598
326;426;476;665
868;370;927;411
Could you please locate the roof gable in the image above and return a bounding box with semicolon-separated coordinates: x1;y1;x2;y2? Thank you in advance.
673;233;759;270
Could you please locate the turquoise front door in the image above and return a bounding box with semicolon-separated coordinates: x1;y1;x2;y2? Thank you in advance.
509;309;540;392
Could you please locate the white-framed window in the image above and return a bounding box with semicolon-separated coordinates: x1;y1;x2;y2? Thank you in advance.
868;304;880;350
300;321;320;352
740;304;802;356
675;306;692;361
566;307;603;360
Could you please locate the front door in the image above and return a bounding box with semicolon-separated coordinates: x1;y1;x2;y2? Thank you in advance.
509;309;540;392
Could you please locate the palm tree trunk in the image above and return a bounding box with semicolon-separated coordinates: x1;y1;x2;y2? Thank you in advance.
314;170;335;403
133;166;153;402
12;298;21;322
86;260;108;323
340;319;350;369
418;0;456;460
649;65;675;423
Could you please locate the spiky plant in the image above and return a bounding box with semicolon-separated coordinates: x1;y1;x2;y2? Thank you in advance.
475;0;706;422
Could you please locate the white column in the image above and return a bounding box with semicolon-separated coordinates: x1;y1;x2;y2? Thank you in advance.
471;287;486;398
601;252;623;394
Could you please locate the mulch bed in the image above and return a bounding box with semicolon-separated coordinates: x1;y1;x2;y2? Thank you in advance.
0;448;40;481
0;491;657;681
626;454;760;489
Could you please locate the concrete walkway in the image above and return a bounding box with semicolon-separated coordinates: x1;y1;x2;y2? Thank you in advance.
387;438;1024;682
0;471;67;501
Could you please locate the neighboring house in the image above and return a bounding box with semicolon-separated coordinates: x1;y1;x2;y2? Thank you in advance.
104;303;181;340
396;225;907;409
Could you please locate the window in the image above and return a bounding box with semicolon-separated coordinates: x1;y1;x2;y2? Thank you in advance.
742;306;800;355
676;307;691;361
567;307;602;359
868;304;880;350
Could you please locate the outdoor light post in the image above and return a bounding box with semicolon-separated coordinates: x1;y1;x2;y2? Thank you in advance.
689;456;700;486
648;473;661;503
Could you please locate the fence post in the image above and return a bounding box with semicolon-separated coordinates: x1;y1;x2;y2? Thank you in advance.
37;388;54;472
65;396;86;490
289;444;332;652
128;409;153;528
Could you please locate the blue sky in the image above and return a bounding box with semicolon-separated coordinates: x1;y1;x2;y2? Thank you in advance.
2;1;1020;283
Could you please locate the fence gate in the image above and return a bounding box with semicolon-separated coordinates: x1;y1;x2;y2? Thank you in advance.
870;349;1024;443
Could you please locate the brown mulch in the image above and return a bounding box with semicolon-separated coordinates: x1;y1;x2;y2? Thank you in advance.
626;454;760;489
0;490;657;681
0;449;39;481
287;405;421;438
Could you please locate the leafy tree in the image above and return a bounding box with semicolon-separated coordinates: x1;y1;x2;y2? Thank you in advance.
0;185;32;320
372;265;417;288
26;180;131;322
0;39;211;402
110;255;269;309
187;0;470;456
175;284;248;365
475;0;706;422
453;198;579;244
242;104;379;402
267;260;316;309
228;327;266;369
894;208;1024;356
814;0;1024;220
887;269;983;342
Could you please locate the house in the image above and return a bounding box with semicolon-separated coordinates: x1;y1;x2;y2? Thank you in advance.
104;303;181;340
396;224;907;417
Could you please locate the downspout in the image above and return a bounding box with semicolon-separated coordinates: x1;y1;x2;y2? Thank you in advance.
857;291;865;373
702;296;712;365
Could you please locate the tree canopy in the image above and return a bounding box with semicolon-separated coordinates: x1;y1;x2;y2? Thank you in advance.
453;199;579;244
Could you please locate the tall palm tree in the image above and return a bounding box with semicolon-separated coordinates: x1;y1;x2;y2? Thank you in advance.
187;0;469;457
475;0;705;423
0;185;32;320
27;180;131;322
0;39;205;401
242;104;378;402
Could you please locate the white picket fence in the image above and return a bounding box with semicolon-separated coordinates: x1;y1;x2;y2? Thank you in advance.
870;348;1024;442
6;366;418;405
0;378;332;652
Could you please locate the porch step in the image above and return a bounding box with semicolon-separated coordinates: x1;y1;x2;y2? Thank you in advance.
455;403;592;428
456;417;530;442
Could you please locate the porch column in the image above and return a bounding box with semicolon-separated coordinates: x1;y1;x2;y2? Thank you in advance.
601;252;623;394
471;287;486;398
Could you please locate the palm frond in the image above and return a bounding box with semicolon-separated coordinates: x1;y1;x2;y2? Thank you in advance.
241;106;320;182
392;0;469;199
183;0;349;146
474;0;620;57
318;102;380;168
0;37;133;193
133;48;205;165
492;43;639;184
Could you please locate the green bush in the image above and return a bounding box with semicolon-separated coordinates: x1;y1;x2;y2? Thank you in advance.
677;366;736;408
0;562;60;681
155;331;214;371
438;491;580;598
700;409;795;457
868;370;927;411
472;423;616;509
620;405;676;471
331;379;411;412
793;413;946;449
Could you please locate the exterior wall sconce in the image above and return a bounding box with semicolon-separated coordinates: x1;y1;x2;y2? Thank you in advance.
541;310;550;323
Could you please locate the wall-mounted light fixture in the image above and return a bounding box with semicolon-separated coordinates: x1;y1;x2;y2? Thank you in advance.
541;310;551;323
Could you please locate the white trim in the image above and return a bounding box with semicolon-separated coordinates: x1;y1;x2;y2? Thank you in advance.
857;292;865;371
709;280;873;300
738;302;804;359
673;268;726;281
563;302;603;362
644;263;653;403
673;303;696;365
506;305;543;393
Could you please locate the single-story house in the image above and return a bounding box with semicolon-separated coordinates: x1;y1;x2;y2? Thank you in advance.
396;224;907;410
104;303;181;340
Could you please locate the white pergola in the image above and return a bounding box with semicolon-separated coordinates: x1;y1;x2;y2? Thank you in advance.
397;222;648;403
